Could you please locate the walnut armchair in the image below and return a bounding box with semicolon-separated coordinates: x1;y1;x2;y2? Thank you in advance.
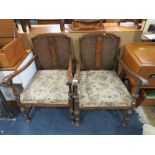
3;34;74;123
73;33;148;126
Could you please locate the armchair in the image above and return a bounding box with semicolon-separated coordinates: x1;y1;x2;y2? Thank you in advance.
3;34;74;123
73;33;148;125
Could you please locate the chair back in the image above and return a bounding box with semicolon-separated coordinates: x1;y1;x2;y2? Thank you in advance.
79;33;120;70
32;33;71;70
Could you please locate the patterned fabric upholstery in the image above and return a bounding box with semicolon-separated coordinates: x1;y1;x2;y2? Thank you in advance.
20;70;68;105
79;70;133;108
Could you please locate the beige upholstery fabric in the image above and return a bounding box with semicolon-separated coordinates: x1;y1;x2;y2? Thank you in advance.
20;70;68;105
79;70;133;108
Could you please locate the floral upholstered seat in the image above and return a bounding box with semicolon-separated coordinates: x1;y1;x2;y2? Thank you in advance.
3;34;73;123
20;70;68;105
79;70;133;108
72;33;140;125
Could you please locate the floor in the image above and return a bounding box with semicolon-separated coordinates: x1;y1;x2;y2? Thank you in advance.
136;106;155;126
0;108;142;135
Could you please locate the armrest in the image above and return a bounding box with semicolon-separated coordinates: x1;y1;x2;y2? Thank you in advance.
3;55;36;84
117;55;148;86
73;62;80;86
66;54;73;85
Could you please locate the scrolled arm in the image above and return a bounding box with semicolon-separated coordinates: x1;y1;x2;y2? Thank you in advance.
3;55;36;84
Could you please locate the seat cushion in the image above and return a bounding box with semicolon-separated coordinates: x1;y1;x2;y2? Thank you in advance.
20;70;68;105
79;70;133;108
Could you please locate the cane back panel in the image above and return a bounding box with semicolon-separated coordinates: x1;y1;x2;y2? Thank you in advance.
79;33;120;70
32;34;71;70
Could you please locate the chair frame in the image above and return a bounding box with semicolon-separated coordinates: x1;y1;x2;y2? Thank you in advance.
3;34;74;123
72;32;148;126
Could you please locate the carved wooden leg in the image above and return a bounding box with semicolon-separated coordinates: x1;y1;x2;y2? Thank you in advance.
73;85;80;126
68;91;74;124
67;83;74;124
122;109;133;126
10;81;31;122
20;106;31;123
74;104;80;126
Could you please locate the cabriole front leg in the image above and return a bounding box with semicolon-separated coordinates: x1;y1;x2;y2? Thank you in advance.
73;85;80;126
68;84;74;124
20;106;31;123
122;98;135;126
10;81;31;123
122;108;133;126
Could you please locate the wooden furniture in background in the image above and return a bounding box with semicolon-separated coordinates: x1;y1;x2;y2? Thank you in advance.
0;38;27;68
121;42;155;106
118;19;143;29
0;19;27;69
105;19;120;23
37;19;61;24
137;89;155;105
71;19;104;31
37;19;65;31
122;43;155;89
16;19;65;32
0;19;18;38
18;19;31;33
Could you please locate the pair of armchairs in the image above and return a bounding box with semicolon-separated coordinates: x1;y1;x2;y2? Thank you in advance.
3;33;146;125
